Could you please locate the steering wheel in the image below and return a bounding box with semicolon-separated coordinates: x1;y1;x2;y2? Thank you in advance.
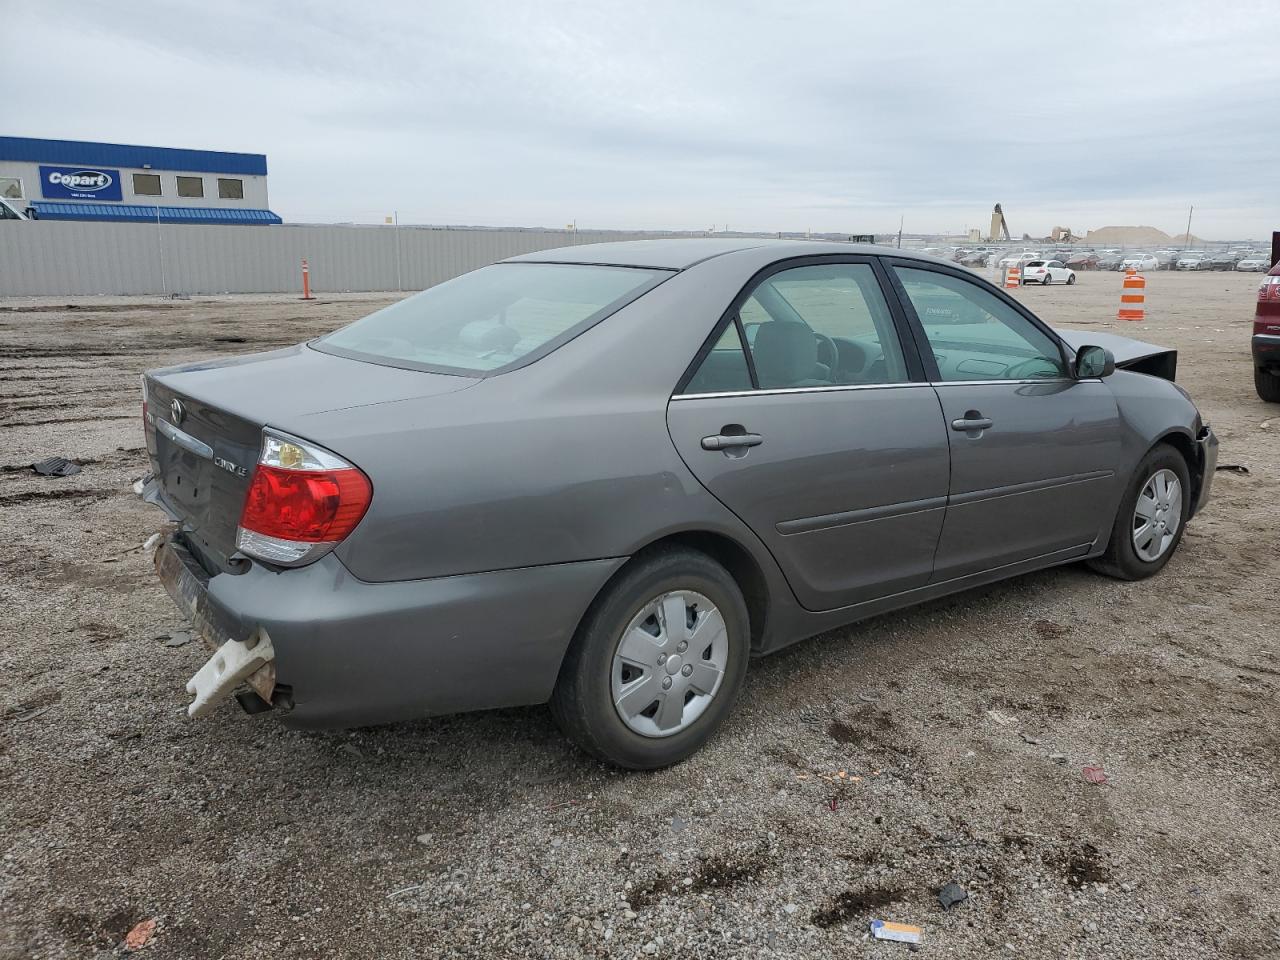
1005;357;1062;380
813;332;838;375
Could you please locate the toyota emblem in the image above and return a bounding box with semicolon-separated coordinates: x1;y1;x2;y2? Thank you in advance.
170;398;185;425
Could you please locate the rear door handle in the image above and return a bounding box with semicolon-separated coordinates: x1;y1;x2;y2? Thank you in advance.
702;433;763;451
951;415;993;433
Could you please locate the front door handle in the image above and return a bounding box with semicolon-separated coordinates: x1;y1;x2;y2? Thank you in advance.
951;411;994;434
702;432;763;451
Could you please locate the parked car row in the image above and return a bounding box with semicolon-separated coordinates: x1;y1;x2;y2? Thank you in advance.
947;246;1274;273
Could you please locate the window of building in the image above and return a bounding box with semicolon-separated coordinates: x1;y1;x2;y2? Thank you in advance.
133;173;162;196
0;177;23;200
176;176;204;198
218;178;244;199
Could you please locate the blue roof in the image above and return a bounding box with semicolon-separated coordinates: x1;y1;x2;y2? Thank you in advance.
30;201;282;225
0;137;267;175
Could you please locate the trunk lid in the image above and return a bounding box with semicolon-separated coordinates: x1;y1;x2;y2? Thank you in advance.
144;344;476;568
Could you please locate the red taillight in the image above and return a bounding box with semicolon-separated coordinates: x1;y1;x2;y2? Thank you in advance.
239;464;371;543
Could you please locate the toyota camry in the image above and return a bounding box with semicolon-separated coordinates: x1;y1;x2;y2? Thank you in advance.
142;239;1217;769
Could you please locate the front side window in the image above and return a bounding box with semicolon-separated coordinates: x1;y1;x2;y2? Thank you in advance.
133;173;162;196
218;178;243;199
177;176;204;198
725;263;908;390
894;267;1067;381
318;262;667;374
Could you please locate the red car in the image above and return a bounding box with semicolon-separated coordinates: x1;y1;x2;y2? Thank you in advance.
1255;259;1280;402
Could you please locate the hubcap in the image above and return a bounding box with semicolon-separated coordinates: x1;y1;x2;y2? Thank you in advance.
1132;468;1183;562
610;590;729;738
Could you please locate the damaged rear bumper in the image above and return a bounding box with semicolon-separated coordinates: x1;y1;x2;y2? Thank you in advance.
153;531;624;728
155;537;281;713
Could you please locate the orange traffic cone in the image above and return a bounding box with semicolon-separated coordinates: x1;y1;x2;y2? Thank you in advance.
1004;265;1021;289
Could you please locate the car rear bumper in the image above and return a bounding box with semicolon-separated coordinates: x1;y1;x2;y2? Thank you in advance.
154;532;624;728
1253;334;1280;371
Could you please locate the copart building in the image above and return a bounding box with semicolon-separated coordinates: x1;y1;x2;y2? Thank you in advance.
0;136;281;224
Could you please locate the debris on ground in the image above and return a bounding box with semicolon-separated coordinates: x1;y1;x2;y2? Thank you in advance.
5;704;53;723
870;919;923;944
31;456;81;477
987;709;1016;726
938;882;968;911
1083;765;1109;785
123;918;157;950
1216;464;1250;475
1020;732;1041;744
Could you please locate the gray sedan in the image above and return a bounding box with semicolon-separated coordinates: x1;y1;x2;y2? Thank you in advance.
142;239;1217;768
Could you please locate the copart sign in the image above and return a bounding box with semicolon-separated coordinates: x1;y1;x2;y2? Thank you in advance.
40;165;123;201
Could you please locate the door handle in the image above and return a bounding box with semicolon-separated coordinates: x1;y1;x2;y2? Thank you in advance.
951;415;993;432
702;432;763;451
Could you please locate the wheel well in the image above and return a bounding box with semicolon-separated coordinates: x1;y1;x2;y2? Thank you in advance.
627;531;770;650
1153;430;1203;504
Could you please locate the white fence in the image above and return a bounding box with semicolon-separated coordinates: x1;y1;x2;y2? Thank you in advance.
0;221;685;297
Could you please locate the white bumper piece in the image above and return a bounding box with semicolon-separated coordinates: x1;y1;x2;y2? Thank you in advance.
185;629;276;718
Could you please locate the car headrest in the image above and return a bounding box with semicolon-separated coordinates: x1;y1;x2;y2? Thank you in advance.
753;321;818;388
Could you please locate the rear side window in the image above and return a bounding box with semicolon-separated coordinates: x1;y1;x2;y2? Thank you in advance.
684;324;753;394
318;263;667;374
682;262;909;392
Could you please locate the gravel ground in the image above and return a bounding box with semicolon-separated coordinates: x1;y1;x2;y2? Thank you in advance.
1;270;1277;959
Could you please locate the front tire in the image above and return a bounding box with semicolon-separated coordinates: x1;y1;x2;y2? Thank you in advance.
1256;368;1280;403
549;548;750;769
1066;273;1077;285
1088;443;1191;581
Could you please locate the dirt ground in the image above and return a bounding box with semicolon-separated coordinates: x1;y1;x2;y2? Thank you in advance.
1;269;1276;960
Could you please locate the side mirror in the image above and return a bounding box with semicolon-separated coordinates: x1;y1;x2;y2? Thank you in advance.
1075;345;1116;379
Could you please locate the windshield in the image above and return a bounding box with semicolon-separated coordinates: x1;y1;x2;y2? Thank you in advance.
317;262;668;374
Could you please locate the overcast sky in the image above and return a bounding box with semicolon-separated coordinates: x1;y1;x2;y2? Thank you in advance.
9;0;1279;238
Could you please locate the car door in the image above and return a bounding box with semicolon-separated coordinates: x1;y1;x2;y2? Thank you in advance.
666;258;951;612
1046;260;1068;282
886;262;1122;581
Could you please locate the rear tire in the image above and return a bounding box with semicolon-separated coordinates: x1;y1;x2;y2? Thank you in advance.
1088;443;1191;581
549;548;750;769
1256;368;1280;403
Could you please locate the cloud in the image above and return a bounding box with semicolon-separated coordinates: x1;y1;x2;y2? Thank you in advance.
8;0;1279;237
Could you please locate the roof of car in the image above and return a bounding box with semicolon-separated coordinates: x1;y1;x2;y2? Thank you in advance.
503;237;942;271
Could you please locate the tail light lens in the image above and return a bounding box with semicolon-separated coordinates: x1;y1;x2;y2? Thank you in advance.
236;431;372;566
1256;278;1280;335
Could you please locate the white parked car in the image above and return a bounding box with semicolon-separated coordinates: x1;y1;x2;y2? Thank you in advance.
1235;254;1272;272
1121;254;1160;272
1022;259;1077;285
996;250;1042;269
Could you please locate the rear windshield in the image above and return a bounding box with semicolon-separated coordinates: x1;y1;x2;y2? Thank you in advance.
316;262;668;374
